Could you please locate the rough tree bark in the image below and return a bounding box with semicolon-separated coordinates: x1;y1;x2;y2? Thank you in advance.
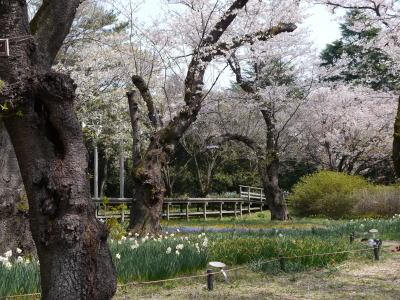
260;109;290;220
0;121;36;255
126;0;296;234
225;55;291;220
0;1;116;299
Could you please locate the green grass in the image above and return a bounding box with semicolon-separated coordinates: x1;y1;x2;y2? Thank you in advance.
1;215;399;297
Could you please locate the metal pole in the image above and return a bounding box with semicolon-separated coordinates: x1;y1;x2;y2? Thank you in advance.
119;150;125;198
94;142;99;199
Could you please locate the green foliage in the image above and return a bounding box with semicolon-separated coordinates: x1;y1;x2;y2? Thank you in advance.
352;185;400;216
211;235;360;271
16;189;29;213
105;217;127;241
320;9;400;92
290;171;369;218
0;80;4;94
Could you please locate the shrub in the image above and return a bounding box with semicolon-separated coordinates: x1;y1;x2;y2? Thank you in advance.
352;186;400;217
290;171;369;218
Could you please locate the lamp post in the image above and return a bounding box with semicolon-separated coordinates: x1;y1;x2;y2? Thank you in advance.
119;143;125;199
82;122;101;199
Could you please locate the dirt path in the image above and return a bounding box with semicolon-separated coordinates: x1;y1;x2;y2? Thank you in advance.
115;242;400;300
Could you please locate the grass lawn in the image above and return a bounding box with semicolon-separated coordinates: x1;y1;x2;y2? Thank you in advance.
114;241;400;299
161;211;330;230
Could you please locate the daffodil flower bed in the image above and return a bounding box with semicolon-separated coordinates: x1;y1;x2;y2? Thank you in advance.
0;249;40;297
1;215;400;297
109;232;209;283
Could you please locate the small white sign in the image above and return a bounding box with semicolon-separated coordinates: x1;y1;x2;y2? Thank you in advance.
0;39;9;57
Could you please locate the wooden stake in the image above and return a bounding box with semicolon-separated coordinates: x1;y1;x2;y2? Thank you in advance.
207;269;214;291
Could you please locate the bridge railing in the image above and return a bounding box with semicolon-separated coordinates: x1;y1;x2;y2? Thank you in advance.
92;196;265;221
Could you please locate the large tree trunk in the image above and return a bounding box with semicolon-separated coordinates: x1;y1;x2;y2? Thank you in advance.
0;121;36;255
127;90;164;234
261;109;290;221
129;148;166;234
393;96;400;178
261;159;290;221
0;1;116;299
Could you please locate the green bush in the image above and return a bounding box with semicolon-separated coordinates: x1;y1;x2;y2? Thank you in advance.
352;186;400;216
290;171;369;218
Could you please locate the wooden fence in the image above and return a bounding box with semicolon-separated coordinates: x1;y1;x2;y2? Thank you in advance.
93;185;268;220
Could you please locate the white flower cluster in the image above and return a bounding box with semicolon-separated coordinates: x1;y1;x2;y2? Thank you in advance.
0;248;32;270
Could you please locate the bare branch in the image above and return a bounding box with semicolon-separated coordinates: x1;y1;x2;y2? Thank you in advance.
131;75;163;130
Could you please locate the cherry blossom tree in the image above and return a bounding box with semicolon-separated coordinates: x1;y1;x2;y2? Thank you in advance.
312;0;400;176
298;85;396;177
120;0;299;233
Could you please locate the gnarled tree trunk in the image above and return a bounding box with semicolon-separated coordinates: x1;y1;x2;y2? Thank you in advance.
260;158;290;221
0;121;36;255
260;109;290;221
0;1;116;299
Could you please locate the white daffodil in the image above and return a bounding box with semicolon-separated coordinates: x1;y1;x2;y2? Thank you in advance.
176;244;184;250
16;256;24;263
121;236;127;241
16;248;22;254
175;250;180;256
4;250;12;258
166;247;172;254
116;253;121;259
4;262;12;270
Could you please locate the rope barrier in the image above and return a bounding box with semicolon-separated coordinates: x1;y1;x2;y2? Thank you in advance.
0;245;396;299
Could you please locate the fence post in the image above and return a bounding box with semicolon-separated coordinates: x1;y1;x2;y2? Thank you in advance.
350;232;355;243
239;202;243;217
279;254;286;272
248;202;251;214
234;202;237;218
167;203;170;220
186;203;189;220
207;269;214;291
219;202;223;219
204;202;207;220
374;245;380;261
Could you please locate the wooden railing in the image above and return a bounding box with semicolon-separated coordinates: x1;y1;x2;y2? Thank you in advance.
92;196;265;221
92;185;291;220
